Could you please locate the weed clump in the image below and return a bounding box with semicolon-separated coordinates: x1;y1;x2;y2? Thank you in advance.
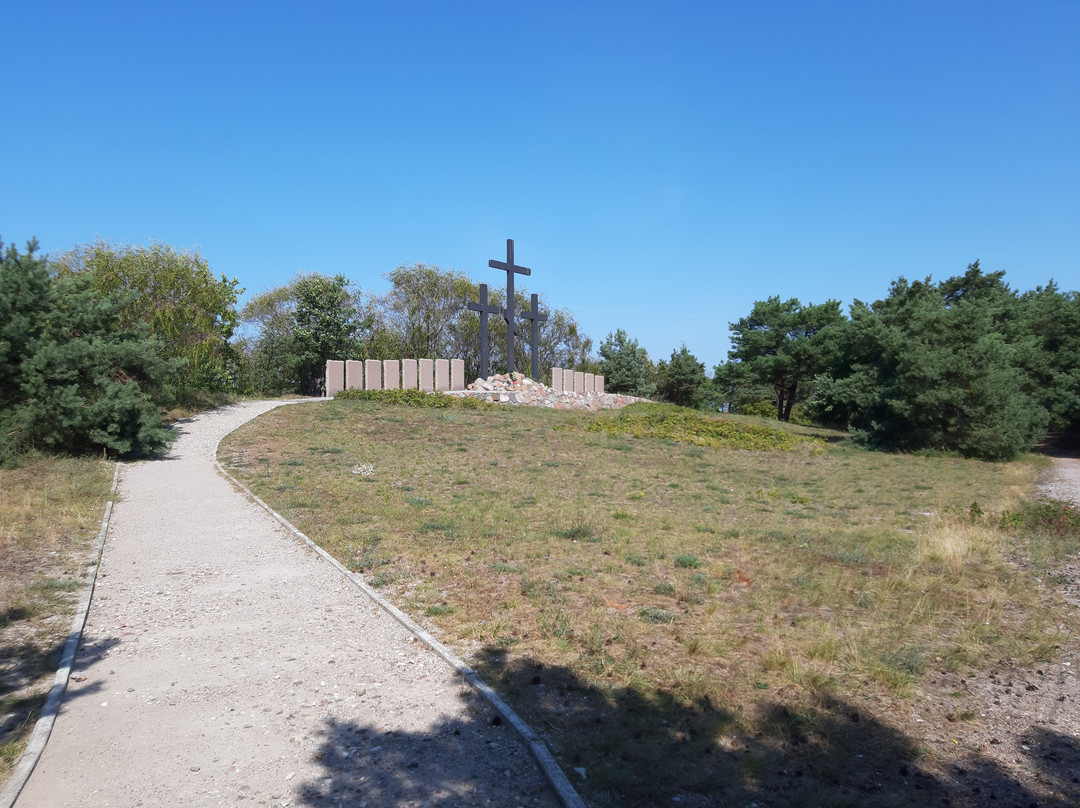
583;403;822;452
639;607;677;624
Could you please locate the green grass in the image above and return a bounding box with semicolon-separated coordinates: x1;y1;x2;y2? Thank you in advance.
219;399;1077;808
0;454;113;786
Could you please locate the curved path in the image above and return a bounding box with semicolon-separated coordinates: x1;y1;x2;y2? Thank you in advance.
15;401;560;808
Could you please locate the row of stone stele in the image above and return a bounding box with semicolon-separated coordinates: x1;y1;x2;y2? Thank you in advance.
324;359;466;396
551;367;605;396
325;361;607;398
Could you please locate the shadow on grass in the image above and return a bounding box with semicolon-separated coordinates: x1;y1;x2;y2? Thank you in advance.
468;647;1080;808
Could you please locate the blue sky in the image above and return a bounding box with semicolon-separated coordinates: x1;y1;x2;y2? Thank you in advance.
5;0;1077;371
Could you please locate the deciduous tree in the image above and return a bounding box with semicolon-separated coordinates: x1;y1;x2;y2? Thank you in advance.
53;240;242;393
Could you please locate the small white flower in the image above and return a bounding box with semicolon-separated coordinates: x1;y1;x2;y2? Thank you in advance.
352;463;375;477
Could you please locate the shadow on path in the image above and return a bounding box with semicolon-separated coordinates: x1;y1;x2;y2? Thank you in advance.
294;688;559;807
0;636;117;761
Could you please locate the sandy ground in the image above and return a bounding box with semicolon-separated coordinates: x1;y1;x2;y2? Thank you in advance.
15;401;561;808
1041;455;1080;508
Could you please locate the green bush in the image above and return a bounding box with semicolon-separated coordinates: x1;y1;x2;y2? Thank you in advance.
335;388;489;409
583;403;821;452
1;239;176;462
1000;499;1079;540
736;401;778;418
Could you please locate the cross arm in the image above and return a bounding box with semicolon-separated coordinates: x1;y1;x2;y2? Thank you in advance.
488;259;531;276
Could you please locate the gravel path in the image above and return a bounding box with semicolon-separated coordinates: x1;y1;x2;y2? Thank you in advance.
15;401;561;808
1041;455;1080;507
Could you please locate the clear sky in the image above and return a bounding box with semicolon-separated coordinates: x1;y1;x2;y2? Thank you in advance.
5;0;1077;371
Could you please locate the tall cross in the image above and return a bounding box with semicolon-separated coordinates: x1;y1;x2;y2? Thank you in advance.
466;283;500;379
520;293;549;381
488;239;530;374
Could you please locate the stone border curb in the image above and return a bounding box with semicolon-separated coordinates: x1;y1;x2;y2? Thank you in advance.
1;462;121;808
213;402;588;808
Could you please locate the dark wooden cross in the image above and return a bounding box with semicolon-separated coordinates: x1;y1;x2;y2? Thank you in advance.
488;239;530;375
466;283;500;379
519;293;549;381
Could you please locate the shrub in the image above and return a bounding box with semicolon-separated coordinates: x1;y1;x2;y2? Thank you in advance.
335;388;490;409
1;240;176;462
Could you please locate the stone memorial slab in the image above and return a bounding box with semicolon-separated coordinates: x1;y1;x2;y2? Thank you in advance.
346;360;363;390
383;359;400;389
402;359;418;390
435;359;450;392
596;375;605;394
574;371;585;394
551;367;563;391
451;359;464;391
365;359;382;390
325;360;345;397
418;358;434;392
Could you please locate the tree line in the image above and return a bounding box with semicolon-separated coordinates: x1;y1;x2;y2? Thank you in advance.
238;264;594;397
2;234;1075;462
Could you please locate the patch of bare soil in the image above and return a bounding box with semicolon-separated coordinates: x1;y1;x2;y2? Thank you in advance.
873;457;1080;807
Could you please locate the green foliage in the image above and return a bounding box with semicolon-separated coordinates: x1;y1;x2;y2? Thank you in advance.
658;344;707;408
1;238;175;461
241;273;369;396
582;402;821;452
737;401;780;419
1000;500;1079;542
810;263;1049;460
334;388;489;409
370;263;476;362
371;263;594;381
598;329;656;397
1013;282;1080;435
723;296;844;421
0;238;52;413
293;274;369;395
52;240;241;394
242;264;594;392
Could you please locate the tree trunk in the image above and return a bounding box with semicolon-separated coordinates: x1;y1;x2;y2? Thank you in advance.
781;381;798;422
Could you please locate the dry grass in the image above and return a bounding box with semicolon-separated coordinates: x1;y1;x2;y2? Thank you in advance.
0;454;113;783
220;400;1076;807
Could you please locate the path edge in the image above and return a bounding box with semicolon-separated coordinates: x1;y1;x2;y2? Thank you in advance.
0;462;121;808
214;400;588;808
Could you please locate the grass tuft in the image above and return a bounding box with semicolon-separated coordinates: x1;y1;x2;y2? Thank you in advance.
639;607;677;624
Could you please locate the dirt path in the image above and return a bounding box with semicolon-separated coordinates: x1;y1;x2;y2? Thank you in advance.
1040;455;1080;507
14;401;560;808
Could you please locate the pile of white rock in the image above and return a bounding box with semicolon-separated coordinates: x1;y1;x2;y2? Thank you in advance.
459;373;645;410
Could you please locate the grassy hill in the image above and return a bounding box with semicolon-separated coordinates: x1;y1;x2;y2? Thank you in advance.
221;400;1079;807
